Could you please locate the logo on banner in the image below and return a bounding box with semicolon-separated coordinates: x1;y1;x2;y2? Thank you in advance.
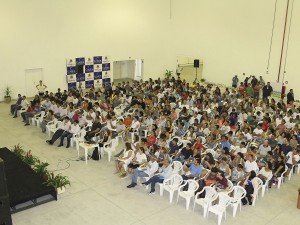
67;59;75;67
102;63;110;71
103;56;109;63
67;75;76;83
76;57;85;65
85;65;94;73
67;66;76;75
94;56;102;64
94;64;102;72
94;79;102;88
94;72;102;80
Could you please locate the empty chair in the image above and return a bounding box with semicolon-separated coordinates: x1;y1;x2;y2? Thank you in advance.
193;186;218;218
252;177;263;206
102;139;118;162
177;179;199;210
207;193;231;225
71;129;86;150
46;119;59;136
277;166;288;189
160;174;183;203
288;165;295;181
229;186;246;217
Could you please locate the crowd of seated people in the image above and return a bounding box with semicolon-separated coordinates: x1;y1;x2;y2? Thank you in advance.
10;76;300;206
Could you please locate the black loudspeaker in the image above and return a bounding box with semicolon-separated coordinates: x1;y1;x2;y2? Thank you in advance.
0;158;12;225
194;59;200;68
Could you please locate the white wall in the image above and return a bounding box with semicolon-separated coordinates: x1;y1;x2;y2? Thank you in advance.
0;0;299;100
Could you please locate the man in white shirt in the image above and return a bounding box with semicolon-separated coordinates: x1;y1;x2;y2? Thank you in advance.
127;155;159;188
258;140;271;157
141;159;173;195
245;154;259;173
13;96;29;118
58;120;81;148
46;117;71;145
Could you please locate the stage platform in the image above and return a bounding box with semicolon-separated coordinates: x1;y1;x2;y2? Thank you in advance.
0;147;57;213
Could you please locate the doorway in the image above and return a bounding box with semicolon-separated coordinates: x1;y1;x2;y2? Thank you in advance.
25;68;43;98
113;59;144;82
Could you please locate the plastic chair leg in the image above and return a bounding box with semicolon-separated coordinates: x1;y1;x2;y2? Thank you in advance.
218;213;223;225
186;197;191;210
232;204;238;217
169;191;174;203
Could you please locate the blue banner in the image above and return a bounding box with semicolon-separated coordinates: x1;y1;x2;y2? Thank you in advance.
103;78;111;84
85;65;94;73
94;56;102;64
102;63;110;71
76;57;85;65
94;72;102;80
85;80;94;89
68;82;77;90
76;74;85;82
67;66;76;75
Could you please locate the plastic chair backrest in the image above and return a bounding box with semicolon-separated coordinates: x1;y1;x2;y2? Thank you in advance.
218;193;231;208
186;180;199;192
232;186;246;199
203;186;218;200
172;174;183;186
172;161;183;174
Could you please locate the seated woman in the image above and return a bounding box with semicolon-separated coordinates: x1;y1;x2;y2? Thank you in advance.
273;156;285;184
218;157;231;178
146;130;157;147
40;110;55;133
127;147;147;174
240;170;259;205
115;142;135;177
258;161;273;186
202;153;215;170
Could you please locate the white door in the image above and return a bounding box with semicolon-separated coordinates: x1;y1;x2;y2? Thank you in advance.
134;59;143;81
120;61;128;79
25;68;43;98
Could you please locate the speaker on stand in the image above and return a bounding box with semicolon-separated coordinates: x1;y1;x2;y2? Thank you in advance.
193;59;200;83
0;158;12;225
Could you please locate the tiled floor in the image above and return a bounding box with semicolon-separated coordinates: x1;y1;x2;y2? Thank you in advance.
0;103;300;225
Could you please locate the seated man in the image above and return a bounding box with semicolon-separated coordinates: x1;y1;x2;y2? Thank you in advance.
141;159;173;195
215;171;229;192
22;102;42;126
46;117;71;145
231;164;245;185
84;116;102;141
13;95;29;118
10;94;22;116
58;120;81;148
127;155;159;188
174;143;193;162
182;158;203;181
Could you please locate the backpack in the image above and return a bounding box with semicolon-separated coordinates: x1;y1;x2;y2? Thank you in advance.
91;148;100;160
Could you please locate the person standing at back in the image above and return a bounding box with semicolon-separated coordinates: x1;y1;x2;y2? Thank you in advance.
287;89;294;105
36;80;47;97
262;82;273;100
232;75;239;88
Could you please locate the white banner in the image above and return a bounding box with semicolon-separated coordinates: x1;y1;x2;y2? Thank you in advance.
66;58;76;67
67;74;76;83
94;79;102;88
77;81;85;90
102;56;110;63
102;71;111;79
85;73;94;81
85;57;93;65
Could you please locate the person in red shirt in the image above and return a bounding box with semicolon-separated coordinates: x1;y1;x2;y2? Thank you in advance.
146;130;157;147
216;171;229;192
193;137;204;152
239;82;246;96
261;118;269;132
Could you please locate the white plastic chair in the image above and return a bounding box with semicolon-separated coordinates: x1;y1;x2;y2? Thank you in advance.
160;174;184;203
252;178;263;206
71;129;86;150
229;186;246;217
295;163;300;175
207;193;231;225
193;186;218;218
171;161;183;175
260;176;272;198
46;119;58;136
31;111;45;126
177;179;199;210
102;139;118;162
288;165;295;181
277;166;288;189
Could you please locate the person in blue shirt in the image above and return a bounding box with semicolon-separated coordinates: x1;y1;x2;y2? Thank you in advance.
221;136;231;151
169;138;179;156
142;159;173;195
182;158;203;180
10;94;22;115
